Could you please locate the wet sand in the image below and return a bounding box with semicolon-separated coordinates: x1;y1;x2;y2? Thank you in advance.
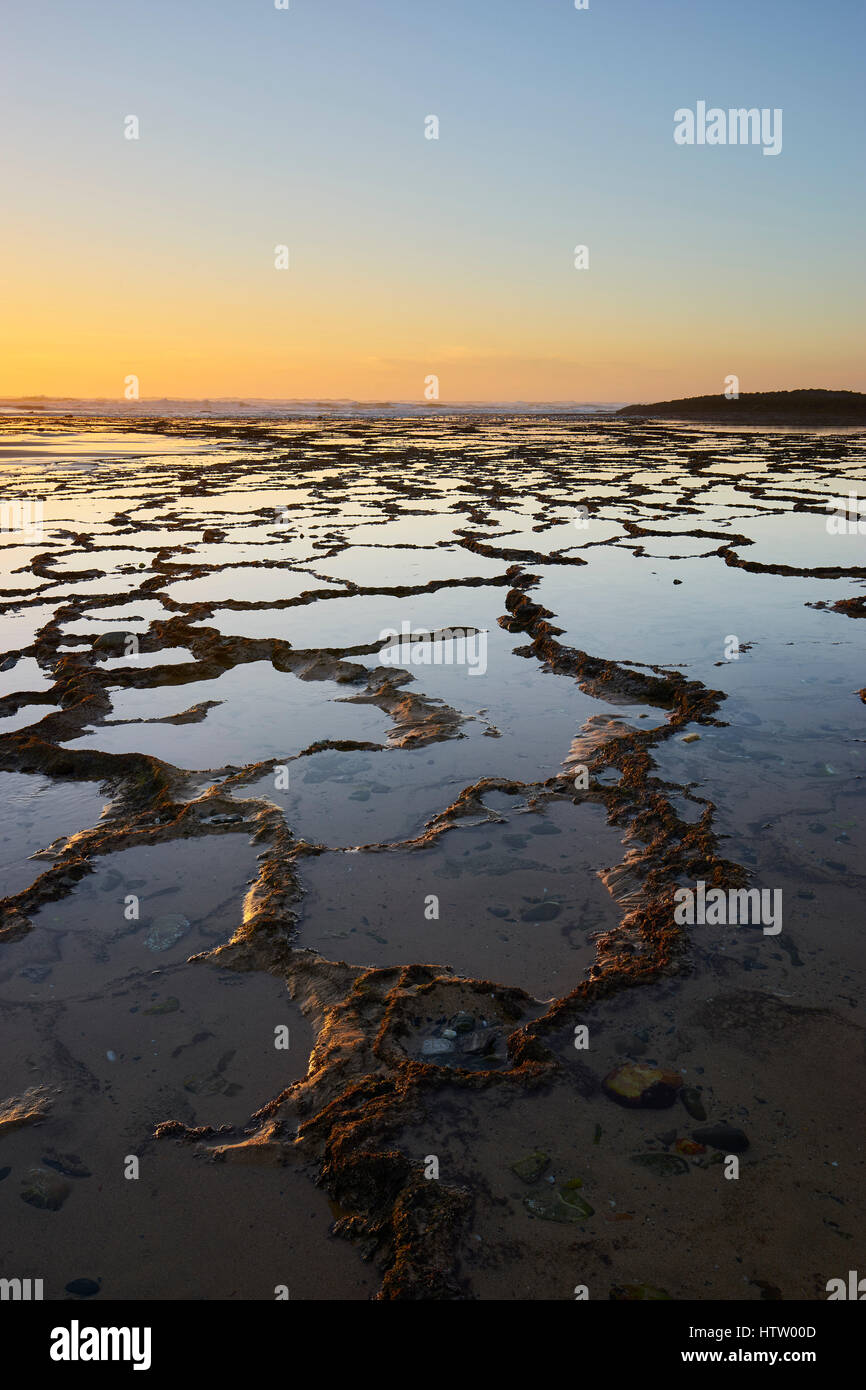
1;415;864;1300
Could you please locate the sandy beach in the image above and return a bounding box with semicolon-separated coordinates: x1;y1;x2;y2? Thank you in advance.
1;413;864;1300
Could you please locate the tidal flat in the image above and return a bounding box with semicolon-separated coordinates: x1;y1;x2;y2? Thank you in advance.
1;415;864;1300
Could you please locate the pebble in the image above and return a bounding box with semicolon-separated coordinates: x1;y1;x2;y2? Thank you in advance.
524;1179;594;1223
143;996;180;1016
510;1151;550;1184
692;1122;750;1153
20;1167;71;1211
42;1149;91;1179
630;1152;690;1177
145;914;190;952
449;1012;475;1034
674;1138;706;1157
610;1283;671;1300
680;1086;707;1121
459;1029;498;1056
602;1063;684;1109
520;901;561;921
65;1278;100;1298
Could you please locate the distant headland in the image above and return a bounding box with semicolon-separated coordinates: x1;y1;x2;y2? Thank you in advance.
617;389;866;426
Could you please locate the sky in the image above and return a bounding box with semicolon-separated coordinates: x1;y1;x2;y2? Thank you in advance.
1;0;864;403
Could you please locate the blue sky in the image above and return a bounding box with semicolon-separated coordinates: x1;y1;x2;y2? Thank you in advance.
2;0;863;399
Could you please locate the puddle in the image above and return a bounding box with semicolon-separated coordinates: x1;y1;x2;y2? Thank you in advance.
297;802;623;998
0;772;108;897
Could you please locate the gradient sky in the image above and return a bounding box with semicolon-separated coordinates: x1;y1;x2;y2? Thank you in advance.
1;0;864;402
